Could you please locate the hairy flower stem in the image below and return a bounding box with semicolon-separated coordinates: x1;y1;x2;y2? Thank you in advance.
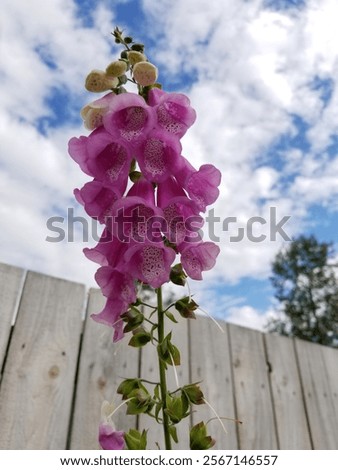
157;287;172;450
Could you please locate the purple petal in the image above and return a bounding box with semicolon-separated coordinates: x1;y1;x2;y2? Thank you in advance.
99;424;125;450
147;88;166;106
180;242;220;280
155;92;197;138
83;232;128;267
103;93;155;146
95;266;136;303
74;180;121;224
122;242;176;288
136;130;183;183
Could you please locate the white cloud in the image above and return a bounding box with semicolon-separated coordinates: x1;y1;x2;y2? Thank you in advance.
0;0;118;282
141;0;338;285
226;305;275;331
0;0;337;334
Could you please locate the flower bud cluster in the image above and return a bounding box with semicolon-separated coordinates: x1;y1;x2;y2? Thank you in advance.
85;27;158;97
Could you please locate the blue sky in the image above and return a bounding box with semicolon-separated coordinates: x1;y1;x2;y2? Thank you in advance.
1;0;338;330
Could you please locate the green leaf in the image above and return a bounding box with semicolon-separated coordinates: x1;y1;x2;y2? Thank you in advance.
157;332;181;366
117;378;140;399
190;422;215;450
167;342;181;366
154;384;160;400
126;388;153;415
150;323;158;342
122;307;144;333
165;310;178;323
117;379;151;406
181;390;190;413
139;429;147;449
170;263;187;286
182;383;205;405
154;401;162;423
128;328;151;347
165;395;190;424
130;387;150;403
126;398;144;415
124;429;147;450
169;425;178;444
175;296;199;319
159;332;170;356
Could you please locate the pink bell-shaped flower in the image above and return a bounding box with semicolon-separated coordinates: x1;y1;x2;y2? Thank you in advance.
135;129;183;183
110;178;163;243
99;424;125;450
157;177;203;244
179;241;220;280
74;180;121;224
83;231;128;267
103;92;155;148
68;127;131;188
175;157;222;212
91;265;137;341
120;242;176;288
149;90;197;138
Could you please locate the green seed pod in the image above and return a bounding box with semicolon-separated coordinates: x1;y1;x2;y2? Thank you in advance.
118;74;128;85
131;43;145;52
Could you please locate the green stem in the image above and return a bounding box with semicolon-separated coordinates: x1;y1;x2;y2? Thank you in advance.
140;301;157;310
157;287;172;450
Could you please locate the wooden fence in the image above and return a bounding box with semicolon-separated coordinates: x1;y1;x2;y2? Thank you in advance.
0;262;337;450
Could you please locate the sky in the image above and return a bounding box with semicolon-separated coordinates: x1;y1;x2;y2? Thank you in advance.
1;0;338;331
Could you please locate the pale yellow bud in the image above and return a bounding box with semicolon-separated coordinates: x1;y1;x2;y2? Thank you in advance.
85;69;119;92
80;93;114;130
127;50;147;65
80;104;91;120
83;108;106;130
133;61;158;87
106;60;128;77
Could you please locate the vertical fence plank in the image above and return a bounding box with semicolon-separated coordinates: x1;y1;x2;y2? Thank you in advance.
0;271;85;449
190;317;238;449
0;263;25;375
264;334;312;449
70;288;139;449
295;339;338;449
228;324;278;449
138;312;190;449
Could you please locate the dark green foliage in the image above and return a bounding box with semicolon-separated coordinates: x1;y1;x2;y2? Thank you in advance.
124;429;147;450
267;235;338;347
190;422;215;450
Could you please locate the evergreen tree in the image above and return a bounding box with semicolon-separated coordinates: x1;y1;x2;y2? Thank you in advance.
267;235;338;347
